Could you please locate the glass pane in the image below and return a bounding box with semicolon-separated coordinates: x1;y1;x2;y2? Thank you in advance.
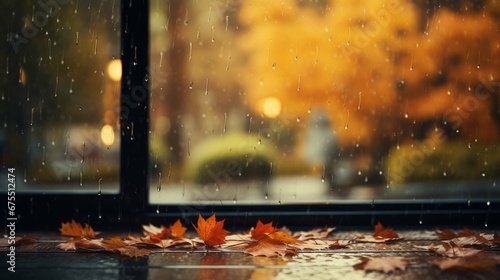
149;1;500;205
1;0;120;194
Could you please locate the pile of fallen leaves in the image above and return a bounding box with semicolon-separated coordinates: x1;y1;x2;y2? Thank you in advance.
54;214;500;274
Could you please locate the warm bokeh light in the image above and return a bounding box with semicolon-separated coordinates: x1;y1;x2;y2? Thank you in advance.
100;125;115;146
106;59;122;82
261;97;282;118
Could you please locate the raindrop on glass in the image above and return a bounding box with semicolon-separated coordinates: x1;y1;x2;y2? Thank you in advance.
344;110;350;129
98;178;102;196
41;146;46;165
157;172;162;192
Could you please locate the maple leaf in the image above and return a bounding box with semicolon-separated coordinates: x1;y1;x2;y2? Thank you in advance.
355;222;401;243
193;213;230;247
292;226;336;241
431;252;497;272
435;228;498;248
102;237;129;250
250;220;276;240
59;220;95;239
353;257;409;273
245;238;297;257
142;219;187;241
169;219;187;239
414;241;483;257
268;231;302;244
374;222;399;239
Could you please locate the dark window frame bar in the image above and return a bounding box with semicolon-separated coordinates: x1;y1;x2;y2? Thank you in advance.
2;0;499;231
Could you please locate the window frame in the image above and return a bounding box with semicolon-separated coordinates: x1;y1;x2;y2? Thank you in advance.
2;0;499;230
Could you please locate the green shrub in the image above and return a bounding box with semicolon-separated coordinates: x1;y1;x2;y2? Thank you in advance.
385;141;500;184
183;132;277;185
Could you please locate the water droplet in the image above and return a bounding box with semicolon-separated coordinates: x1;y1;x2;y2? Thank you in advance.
223;112;227;133
41;146;46;165
486;201;490;206
467;199;471;206
156;206;160;214
344;110;350;129
94;36;98;55
157;172;162;192
264;193;268;199
296;117;300;122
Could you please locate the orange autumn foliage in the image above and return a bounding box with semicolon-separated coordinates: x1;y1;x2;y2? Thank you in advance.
193;213;230;247
59;219;95;239
250;220;277;240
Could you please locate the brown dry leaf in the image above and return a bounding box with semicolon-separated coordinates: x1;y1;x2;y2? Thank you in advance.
250;220;276;240
128;235;193;249
292;226;336;241
414;242;483;258
56;241;77;251
291;239;332;250
57;238;104;251
102;237;129;250
329;239;354;248
59;220;95;239
353;257;409;273
245;238;298;257
436;228;498;248
431;252;497;272
192;213;230;247
355;222;401;243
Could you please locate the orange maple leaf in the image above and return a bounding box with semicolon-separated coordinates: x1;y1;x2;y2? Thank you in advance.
143;219;187;241
374;222;399;239
245;238;298;257
250;220;276;240
59;220;95;239
193;213;230;247
170;219;187;239
268;231;302;244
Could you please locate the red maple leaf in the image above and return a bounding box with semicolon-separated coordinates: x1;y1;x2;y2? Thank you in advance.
374;222;399;239
193;213;230;247
250;220;277;240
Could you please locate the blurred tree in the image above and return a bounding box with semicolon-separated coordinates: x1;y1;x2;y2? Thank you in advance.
236;0;500;156
401;8;500;143
237;0;420;154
